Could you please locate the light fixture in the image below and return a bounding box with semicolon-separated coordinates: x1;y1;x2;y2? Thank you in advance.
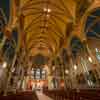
46;14;50;18
65;69;69;74
43;8;51;13
95;48;98;52
2;62;7;68
74;64;77;70
52;66;55;71
48;8;51;13
88;57;92;63
43;8;47;12
11;68;15;72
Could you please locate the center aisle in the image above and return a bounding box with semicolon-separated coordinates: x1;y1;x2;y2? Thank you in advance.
36;91;53;100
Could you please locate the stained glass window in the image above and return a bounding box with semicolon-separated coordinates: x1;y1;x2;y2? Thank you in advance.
32;68;46;80
85;8;100;38
95;48;100;62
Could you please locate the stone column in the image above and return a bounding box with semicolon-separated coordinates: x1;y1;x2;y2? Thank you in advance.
4;54;17;95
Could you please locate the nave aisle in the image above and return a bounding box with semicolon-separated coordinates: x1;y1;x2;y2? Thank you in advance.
36;91;53;100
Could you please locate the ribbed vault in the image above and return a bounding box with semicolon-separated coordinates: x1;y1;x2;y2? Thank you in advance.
19;0;76;57
3;0;96;59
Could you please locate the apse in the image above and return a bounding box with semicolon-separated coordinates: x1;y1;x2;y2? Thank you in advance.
32;54;49;66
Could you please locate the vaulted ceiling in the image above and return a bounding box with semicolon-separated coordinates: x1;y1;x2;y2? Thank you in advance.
19;0;76;57
0;0;99;62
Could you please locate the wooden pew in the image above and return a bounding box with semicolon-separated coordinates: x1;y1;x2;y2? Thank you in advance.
0;91;38;100
43;89;100;100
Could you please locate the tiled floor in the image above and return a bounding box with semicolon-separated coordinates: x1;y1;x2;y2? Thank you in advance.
36;91;53;100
